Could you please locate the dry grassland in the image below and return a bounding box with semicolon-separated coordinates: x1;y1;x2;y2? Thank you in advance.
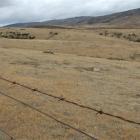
0;27;140;140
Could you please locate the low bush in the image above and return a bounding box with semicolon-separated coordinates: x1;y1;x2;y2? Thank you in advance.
0;31;35;39
99;31;140;43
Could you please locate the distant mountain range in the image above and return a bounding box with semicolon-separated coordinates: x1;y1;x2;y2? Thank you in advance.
6;8;140;28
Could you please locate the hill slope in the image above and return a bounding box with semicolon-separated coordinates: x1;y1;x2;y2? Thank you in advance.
6;8;140;28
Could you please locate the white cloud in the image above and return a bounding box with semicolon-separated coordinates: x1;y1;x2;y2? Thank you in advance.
0;0;140;25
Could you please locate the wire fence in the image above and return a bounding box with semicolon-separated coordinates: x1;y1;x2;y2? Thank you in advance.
0;90;98;140
0;128;15;140
0;76;139;126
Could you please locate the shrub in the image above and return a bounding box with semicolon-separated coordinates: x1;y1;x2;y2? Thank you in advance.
135;38;140;42
99;33;103;35
0;31;35;39
43;50;54;54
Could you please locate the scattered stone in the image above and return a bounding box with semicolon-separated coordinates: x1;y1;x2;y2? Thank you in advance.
93;67;101;72
76;66;101;72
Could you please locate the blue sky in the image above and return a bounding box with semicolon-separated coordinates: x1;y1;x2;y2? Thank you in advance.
0;0;140;25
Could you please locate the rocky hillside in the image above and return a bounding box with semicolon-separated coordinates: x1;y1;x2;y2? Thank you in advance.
6;8;140;28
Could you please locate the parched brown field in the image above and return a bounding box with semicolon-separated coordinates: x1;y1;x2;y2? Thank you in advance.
0;27;140;140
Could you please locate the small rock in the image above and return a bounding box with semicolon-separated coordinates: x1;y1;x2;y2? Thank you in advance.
93;67;101;72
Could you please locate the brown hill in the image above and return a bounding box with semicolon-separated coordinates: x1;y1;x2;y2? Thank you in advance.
6;8;140;28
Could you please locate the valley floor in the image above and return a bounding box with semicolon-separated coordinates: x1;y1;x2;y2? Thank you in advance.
0;27;140;140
